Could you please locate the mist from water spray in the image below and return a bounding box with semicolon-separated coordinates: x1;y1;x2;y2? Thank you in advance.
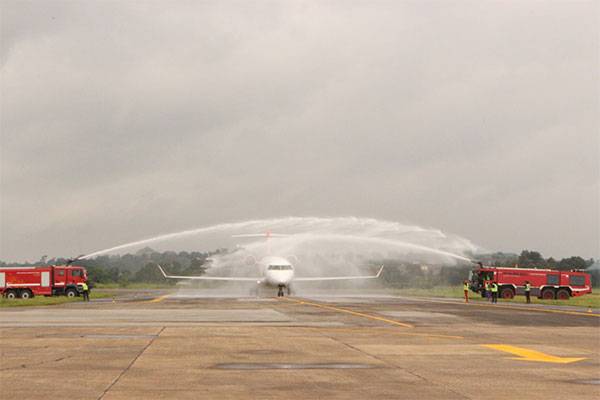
81;217;481;296
208;231;474;283
82;216;477;269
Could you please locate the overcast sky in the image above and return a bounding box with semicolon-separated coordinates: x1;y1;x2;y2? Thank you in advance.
1;0;598;262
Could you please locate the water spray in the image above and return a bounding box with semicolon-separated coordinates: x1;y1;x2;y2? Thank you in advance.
80;217;478;262
77;217;480;287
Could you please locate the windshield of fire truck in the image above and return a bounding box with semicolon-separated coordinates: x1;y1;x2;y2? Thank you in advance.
71;268;86;280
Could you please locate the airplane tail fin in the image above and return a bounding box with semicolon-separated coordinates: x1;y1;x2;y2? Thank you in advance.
232;231;291;255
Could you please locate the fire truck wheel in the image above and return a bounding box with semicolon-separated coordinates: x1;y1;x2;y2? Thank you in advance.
541;288;555;300
20;290;33;299
500;288;515;299
65;289;78;298
556;289;570;300
5;290;18;300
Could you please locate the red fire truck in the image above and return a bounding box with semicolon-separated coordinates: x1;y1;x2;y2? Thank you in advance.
469;266;592;300
0;265;89;299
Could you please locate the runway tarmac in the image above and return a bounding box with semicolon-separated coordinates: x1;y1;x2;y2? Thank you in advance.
1;291;598;399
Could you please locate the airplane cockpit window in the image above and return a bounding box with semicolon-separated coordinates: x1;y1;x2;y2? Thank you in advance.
268;265;293;270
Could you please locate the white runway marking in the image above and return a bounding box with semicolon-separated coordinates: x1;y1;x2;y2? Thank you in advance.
0;308;291;326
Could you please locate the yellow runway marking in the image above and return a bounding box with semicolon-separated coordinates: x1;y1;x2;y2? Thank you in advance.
482;344;586;364
147;294;170;303
280;297;414;328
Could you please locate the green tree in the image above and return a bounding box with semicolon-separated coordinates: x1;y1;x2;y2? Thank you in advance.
118;270;132;286
182;257;208;276
518;250;546;268
546;257;558;269
134;263;167;283
557;256;588;271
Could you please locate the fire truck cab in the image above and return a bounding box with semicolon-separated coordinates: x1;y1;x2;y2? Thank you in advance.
469;266;592;300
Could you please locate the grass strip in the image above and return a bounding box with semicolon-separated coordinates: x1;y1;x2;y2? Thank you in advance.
394;286;600;308
0;291;113;307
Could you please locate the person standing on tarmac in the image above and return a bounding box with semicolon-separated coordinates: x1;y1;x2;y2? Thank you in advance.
463;280;469;303
484;281;491;302
81;282;90;302
524;281;531;304
490;281;499;304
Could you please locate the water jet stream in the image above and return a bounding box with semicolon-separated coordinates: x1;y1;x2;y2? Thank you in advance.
81;217;477;263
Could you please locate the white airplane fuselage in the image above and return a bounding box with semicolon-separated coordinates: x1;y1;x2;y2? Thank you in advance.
260;256;295;287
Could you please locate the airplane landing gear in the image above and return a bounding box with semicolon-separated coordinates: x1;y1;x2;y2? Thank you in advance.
277;285;285;297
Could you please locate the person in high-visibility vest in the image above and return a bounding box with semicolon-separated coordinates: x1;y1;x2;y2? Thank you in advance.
81;282;90;302
484;282;491;302
490;281;499;304
524;281;531;304
463;280;469;303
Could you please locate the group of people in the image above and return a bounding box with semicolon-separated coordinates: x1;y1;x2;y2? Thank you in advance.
461;280;499;303
462;280;532;304
483;281;500;303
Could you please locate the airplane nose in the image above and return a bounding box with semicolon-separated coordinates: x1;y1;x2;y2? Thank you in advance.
269;271;293;285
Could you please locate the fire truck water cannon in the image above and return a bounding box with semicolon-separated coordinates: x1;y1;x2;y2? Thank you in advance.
66;255;86;265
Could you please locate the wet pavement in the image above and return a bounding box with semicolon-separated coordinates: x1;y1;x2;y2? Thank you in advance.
0;291;598;399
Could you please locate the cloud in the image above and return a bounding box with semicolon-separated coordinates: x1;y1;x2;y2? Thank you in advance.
1;0;598;261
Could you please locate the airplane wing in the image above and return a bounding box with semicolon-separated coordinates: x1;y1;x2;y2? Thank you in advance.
157;264;261;281
294;265;384;281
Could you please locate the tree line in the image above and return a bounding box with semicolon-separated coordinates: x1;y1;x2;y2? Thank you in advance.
481;250;594;271
0;247;224;286
0;248;596;287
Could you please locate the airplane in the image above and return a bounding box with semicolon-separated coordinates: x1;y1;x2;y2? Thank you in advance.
156;232;384;297
157;258;383;297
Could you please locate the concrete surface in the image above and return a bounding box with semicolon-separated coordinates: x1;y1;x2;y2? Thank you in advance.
0;291;598;399
0;308;291;326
